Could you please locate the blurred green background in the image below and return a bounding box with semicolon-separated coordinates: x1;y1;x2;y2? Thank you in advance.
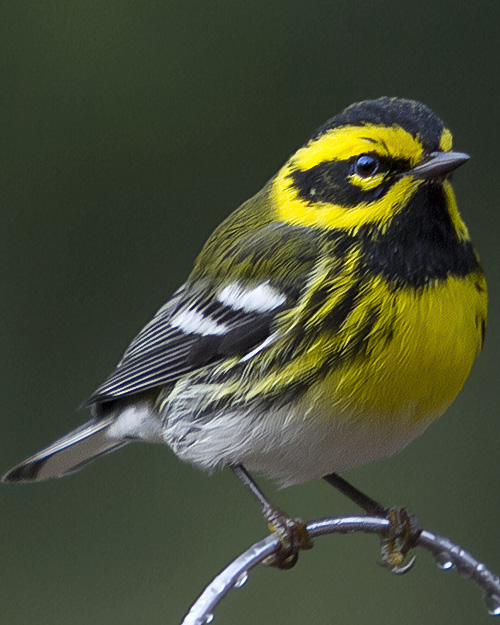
1;1;499;624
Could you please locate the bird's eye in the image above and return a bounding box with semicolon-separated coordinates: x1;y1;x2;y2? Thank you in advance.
354;154;379;177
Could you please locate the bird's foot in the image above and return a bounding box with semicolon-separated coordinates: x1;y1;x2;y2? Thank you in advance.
379;507;421;574
263;508;313;570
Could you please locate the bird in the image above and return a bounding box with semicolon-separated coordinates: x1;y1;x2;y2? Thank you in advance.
3;97;487;568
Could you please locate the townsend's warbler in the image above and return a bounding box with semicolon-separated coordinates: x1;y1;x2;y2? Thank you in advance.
3;98;487;564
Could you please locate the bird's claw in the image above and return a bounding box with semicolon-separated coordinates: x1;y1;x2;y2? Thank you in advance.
378;507;421;574
264;509;313;570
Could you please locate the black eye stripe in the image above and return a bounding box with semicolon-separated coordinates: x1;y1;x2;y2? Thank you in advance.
349;153;410;178
289;156;411;208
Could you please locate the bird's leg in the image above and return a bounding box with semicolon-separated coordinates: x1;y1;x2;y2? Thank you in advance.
323;472;421;573
231;464;313;569
323;472;385;515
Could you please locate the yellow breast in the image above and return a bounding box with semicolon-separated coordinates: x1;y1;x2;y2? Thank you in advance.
318;274;487;428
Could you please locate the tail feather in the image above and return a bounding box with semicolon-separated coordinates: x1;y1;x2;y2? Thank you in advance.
2;417;129;483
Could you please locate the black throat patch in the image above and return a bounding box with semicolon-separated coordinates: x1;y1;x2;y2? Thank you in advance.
359;183;480;289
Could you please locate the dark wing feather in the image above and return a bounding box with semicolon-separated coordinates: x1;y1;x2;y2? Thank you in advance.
85;285;280;405
85;222;323;406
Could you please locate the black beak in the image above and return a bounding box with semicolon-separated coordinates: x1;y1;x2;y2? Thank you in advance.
407;151;470;180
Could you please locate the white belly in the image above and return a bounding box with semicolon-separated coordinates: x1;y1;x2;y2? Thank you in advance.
163;398;435;487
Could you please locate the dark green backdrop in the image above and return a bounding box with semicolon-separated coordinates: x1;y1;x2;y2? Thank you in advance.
1;2;499;624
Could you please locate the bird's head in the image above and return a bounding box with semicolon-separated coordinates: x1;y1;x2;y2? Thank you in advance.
272;97;470;240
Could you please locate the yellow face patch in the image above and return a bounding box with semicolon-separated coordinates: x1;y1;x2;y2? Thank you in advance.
439;127;453;152
293;124;424;170
273;172;421;233
348;171;386;191
442;180;470;242
272;123;427;233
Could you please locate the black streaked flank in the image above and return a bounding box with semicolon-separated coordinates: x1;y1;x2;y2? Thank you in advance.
299;281;362;346
322;283;361;331
312;97;445;153
361;184;480;288
324;306;384;374
265;304;385;409
306;286;330;317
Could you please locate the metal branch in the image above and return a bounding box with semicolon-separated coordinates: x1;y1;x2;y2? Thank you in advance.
180;515;500;625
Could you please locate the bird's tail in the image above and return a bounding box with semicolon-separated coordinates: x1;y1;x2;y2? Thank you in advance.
2;417;129;483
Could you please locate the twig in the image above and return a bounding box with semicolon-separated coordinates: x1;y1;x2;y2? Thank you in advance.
180;515;500;625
